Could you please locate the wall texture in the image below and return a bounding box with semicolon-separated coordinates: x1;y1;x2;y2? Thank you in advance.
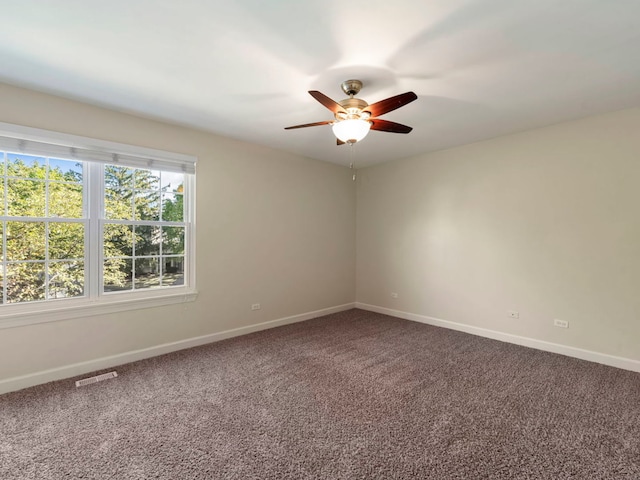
0;83;356;383
357;108;640;363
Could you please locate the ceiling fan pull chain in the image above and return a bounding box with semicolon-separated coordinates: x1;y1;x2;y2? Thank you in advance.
350;142;356;181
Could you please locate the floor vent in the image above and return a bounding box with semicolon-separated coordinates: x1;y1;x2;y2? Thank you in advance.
75;371;118;388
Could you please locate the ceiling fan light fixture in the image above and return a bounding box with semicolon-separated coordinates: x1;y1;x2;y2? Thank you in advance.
332;119;371;144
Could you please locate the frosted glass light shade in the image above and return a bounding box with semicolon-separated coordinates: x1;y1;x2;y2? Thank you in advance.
332;119;371;143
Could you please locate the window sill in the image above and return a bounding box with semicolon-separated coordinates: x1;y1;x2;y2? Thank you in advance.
0;289;198;330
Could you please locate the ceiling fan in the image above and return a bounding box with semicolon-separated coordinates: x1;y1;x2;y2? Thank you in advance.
285;80;417;145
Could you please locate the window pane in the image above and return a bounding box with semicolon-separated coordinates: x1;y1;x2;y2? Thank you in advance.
103;258;133;292
162;193;183;221
104;165;134;220
7;179;46;217
105;187;133;220
6;221;45;260
49;222;84;260
105;165;134;190
7;262;45;303
161;172;184;192
7;153;46;178
134;257;160;289
48;158;82;183
49;182;83;218
135;169;160;191
135;225;160;256
162;226;184;255
104;223;133;258
48;261;84;299
0;181;4;216
162;256;184;287
135;190;160;221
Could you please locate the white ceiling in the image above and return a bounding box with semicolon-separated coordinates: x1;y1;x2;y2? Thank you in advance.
1;1;640;167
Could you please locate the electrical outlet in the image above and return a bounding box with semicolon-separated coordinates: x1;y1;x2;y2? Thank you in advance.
391;292;398;298
251;303;261;311
554;319;569;329
508;311;519;319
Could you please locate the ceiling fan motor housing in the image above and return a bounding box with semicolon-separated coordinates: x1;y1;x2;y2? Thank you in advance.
336;97;370;121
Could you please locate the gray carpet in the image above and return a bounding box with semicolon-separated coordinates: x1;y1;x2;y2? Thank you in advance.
1;309;639;479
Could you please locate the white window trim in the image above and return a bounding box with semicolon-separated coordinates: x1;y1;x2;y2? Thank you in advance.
0;122;196;173
0;122;197;330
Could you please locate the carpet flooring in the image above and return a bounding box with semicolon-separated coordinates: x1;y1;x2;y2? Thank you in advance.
1;309;639;479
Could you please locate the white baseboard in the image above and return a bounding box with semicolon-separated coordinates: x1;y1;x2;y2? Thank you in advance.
356;303;640;373
0;302;355;395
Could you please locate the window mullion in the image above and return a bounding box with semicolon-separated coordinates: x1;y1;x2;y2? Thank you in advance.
185;173;196;289
2;151;6;305
87;162;103;299
44;160;49;300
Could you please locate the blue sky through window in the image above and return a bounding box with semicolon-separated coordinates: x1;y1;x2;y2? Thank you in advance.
49;158;83;181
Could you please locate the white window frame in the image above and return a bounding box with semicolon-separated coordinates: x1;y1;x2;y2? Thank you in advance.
0;122;197;329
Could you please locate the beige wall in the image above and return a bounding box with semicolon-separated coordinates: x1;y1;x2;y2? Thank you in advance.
0;83;356;380
357;108;640;362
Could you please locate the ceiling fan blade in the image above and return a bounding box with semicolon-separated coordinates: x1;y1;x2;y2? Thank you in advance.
284;120;332;130
337;139;346;146
309;91;346;114
364;92;417;117
370;119;413;134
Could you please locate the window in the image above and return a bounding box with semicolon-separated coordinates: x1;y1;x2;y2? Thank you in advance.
1;153;85;304
102;165;186;293
0;123;196;327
